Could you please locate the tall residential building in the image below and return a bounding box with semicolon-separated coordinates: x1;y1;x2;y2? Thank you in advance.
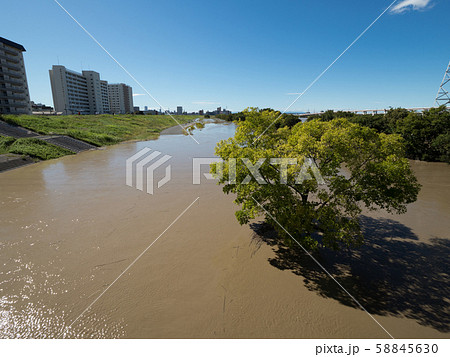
108;83;133;114
83;70;110;115
177;106;183;115
0;37;32;115
49;65;89;114
100;80;110;113
49;65;111;115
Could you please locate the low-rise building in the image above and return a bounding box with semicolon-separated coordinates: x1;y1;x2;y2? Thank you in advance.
31;101;54;114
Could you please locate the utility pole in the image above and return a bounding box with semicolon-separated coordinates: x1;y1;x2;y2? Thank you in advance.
435;61;450;107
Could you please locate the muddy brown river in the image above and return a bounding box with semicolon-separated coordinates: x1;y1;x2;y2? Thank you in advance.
0;122;449;338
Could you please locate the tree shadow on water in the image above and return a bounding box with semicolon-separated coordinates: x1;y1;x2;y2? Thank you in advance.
250;216;450;332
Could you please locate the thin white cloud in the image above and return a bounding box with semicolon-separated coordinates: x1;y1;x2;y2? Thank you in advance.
192;101;221;105
132;93;145;97
391;0;433;14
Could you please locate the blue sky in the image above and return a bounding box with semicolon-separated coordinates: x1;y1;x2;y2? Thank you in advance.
2;0;449;112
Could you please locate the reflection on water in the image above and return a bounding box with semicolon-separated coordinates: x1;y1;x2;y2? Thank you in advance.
0;222;126;338
0;121;448;338
0;122;235;338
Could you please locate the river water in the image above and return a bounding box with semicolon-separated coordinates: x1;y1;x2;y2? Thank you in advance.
0;122;449;338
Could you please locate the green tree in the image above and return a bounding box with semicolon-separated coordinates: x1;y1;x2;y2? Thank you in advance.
432;133;450;162
385;107;409;131
350;114;391;133
213;109;421;250
278;114;301;128
299;107;450;163
395;106;450;161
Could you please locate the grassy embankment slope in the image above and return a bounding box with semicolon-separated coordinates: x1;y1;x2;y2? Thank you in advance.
0;114;197;160
0;136;73;160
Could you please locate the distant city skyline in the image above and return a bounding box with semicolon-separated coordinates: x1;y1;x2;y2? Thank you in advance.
2;0;450;113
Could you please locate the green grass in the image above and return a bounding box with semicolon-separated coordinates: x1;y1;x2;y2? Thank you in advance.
1;114;198;147
0;135;74;160
183;120;206;135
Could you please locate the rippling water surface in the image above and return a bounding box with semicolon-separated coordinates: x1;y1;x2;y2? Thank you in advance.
0;121;449;338
0;122;235;338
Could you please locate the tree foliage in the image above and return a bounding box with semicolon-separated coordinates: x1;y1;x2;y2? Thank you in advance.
216;108;301;128
395;107;450;162
213;109;421;250
308;106;450;163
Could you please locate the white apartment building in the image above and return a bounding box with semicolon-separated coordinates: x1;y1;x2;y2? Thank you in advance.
108;83;133;114
100;80;110;114
83;70;110;115
49;65;90;114
49;65;111;115
0;37;32;115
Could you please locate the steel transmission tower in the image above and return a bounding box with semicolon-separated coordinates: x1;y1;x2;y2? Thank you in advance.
435;61;450;107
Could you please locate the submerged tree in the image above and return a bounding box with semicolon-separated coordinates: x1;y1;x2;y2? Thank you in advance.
212;109;421;250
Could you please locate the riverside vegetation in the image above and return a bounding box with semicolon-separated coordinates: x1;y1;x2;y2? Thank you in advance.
213;108;421;250
217;106;450;163
0;136;73;160
0;114;197;160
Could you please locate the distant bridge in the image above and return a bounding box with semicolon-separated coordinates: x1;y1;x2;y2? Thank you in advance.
293;107;432;117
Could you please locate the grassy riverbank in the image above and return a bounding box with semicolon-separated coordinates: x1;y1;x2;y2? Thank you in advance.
0;135;74;160
1;114;198;147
